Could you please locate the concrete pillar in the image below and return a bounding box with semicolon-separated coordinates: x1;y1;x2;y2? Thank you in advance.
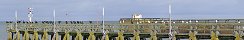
75;32;83;40
172;31;177;40
133;31;140;40
117;31;124;40
88;32;95;40
235;31;241;40
211;31;219;40
42;31;48;40
7;31;12;40
189;31;197;40
150;30;157;40
14;31;20;40
23;31;29;40
105;32;109;40
32;31;39;40
52;32;59;40
63;31;70;40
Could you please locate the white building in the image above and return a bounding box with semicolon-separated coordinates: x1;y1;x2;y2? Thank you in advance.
132;14;142;18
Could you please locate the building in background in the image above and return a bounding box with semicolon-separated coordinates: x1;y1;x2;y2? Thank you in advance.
120;14;169;24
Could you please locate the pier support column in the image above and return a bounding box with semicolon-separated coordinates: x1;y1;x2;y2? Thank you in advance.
55;32;59;40
7;31;12;40
133;31;140;40
75;32;83;40
189;31;196;40
105;31;109;40
42;31;48;40
52;32;59;40
211;31;218;40
117;31;124;40
8;32;13;40
172;31;177;40
88;32;95;40
14;31;20;40
63;31;70;40
235;31;241;40
150;30;157;40
23;31;29;40
32;31;39;40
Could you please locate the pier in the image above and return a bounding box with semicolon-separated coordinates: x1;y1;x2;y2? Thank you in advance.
5;19;244;40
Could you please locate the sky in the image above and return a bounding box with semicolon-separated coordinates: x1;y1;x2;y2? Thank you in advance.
0;0;244;21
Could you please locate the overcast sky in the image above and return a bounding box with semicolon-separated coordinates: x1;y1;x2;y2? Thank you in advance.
0;0;243;21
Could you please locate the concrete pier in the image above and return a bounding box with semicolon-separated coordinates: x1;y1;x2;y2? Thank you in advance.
5;20;244;40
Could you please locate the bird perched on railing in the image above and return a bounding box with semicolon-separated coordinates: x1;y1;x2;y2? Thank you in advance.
58;21;61;24
17;21;21;23
23;21;26;23
34;21;38;23
65;21;68;24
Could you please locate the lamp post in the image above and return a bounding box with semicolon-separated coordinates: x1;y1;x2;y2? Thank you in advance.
53;10;56;33
15;10;18;31
102;7;106;40
28;8;33;22
168;0;173;40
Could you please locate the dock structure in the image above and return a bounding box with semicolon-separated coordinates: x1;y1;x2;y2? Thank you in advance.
5;19;244;40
